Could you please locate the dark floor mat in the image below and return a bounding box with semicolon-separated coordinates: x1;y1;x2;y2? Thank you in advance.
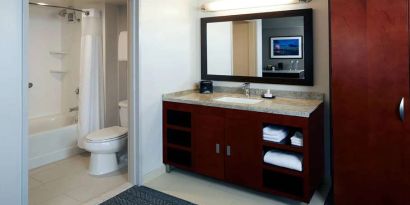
100;186;196;205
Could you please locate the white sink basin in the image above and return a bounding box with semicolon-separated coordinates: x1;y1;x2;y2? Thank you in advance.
214;97;263;105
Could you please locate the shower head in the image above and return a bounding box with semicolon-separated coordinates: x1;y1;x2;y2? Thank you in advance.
58;9;67;17
58;8;81;22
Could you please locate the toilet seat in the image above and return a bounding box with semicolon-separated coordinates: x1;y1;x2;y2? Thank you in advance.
86;126;128;143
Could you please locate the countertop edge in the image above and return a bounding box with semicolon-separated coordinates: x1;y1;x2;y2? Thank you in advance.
162;97;317;118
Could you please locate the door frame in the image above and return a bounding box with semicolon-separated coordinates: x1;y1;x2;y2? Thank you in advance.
20;0;142;203
127;0;142;186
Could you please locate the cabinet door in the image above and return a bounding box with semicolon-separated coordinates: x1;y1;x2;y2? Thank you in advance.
192;106;225;180
331;0;410;204
225;110;261;189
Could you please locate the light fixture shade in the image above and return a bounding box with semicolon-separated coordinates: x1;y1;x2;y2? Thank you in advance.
202;0;311;12
118;31;128;62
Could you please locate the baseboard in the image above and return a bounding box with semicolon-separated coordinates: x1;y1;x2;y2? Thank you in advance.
142;166;166;184
29;147;84;169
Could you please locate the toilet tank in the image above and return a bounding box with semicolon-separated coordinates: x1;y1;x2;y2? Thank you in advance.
118;100;128;127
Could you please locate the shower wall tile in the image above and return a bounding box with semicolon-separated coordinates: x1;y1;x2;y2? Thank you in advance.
29;6;63;118
61;16;81;114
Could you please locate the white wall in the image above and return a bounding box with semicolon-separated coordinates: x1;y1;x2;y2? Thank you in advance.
103;3;128;128
117;5;128;102
104;3;121;127
0;0;27;204
28;6;63;118
197;0;331;180
207;22;233;75
139;0;197;176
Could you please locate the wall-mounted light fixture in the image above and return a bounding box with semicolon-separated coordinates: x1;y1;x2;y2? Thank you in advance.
202;0;312;12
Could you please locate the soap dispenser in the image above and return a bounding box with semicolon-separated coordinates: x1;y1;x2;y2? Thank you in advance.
262;89;275;99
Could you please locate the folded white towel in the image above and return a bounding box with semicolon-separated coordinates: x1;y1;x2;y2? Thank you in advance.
291;141;303;147
290;132;303;146
263;133;287;142
291;138;302;142
263;126;288;136
291;139;302;143
263;150;303;171
264;136;287;144
291;132;303;140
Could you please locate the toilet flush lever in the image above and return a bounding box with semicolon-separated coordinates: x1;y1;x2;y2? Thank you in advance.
399;97;405;122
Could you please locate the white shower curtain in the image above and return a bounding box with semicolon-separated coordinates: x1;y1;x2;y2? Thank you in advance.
78;9;105;148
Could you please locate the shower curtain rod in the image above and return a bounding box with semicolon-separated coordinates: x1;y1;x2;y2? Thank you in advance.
29;2;90;16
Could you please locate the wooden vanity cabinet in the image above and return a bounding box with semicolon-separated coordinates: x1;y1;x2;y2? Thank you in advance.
163;101;324;203
192;106;225;180
224;109;261;189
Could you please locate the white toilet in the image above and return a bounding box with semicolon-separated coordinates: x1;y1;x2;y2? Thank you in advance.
84;100;128;175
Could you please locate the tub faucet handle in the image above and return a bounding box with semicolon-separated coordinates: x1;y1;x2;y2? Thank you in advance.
69;106;79;112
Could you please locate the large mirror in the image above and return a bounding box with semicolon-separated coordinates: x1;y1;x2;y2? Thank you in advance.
201;9;313;85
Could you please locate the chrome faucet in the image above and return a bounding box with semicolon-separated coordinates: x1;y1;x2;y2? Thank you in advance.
242;83;251;97
69;106;79;112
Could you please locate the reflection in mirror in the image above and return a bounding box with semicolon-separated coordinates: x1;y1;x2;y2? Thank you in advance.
207;16;305;79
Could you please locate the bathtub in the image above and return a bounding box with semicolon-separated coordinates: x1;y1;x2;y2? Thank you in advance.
29;113;83;169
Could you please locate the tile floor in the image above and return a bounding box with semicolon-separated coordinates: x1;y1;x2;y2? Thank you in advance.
30;154;328;205
29;153;128;205
143;169;328;205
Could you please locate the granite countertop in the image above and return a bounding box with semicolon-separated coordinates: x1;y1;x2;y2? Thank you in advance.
163;88;324;118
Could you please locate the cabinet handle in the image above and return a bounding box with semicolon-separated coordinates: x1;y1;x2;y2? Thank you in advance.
400;97;405;122
226;145;231;156
216;144;220;154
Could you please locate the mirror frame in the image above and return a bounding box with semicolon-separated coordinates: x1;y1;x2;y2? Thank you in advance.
201;9;313;86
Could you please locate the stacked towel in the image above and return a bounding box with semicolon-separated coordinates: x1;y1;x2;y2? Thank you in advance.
263;126;288;143
263;150;303;171
290;132;303;147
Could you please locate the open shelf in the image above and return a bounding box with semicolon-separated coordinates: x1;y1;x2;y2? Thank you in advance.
262;140;303;153
167;144;191;152
262;123;303;151
262;163;303;177
167;128;191;148
262;169;304;197
167;110;191;128
166;125;191;132
262;146;304;177
167;147;192;167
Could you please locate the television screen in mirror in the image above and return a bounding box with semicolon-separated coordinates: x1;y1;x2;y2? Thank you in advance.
202;9;313;85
